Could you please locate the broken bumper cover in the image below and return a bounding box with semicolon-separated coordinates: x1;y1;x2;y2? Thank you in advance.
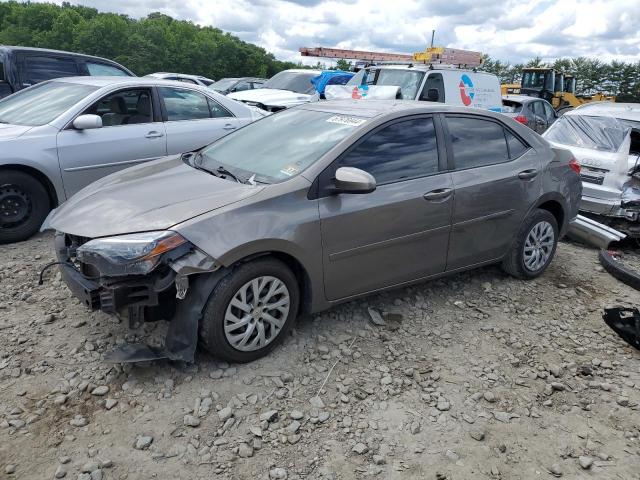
54;231;222;363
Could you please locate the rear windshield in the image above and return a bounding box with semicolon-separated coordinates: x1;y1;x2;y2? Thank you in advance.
501;100;522;113
263;71;317;94
0;81;97;126
348;68;425;100
210;78;238;91
544;115;640;152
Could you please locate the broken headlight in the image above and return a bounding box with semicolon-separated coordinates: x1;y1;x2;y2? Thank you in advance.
76;231;187;276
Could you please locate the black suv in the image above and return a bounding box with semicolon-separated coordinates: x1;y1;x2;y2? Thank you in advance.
0;46;134;99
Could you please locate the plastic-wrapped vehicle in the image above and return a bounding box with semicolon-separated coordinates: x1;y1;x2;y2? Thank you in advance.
544;102;640;237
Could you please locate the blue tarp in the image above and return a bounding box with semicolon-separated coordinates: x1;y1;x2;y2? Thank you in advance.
311;70;354;96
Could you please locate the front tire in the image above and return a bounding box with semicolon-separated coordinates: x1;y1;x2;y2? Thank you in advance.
199;258;300;363
0;170;50;244
502;209;559;279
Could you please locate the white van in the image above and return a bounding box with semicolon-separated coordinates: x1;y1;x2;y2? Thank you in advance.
337;64;502;112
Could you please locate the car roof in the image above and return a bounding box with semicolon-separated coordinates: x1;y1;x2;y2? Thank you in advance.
280;69;323;74
568;102;640;121
47;76;209;88
502;94;546;103
148;72;213;80
299;99;503;119
0;45;119;63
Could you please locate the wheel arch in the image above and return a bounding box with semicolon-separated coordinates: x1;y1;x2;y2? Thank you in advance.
218;242;318;315
534;194;567;234
0;164;60;209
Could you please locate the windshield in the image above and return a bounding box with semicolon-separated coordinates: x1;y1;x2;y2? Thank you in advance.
0;81;98;126
263;71;317;94
347;68;425;99
210;78;238;91
544;115;640;152
198;108;366;183
522;71;545;89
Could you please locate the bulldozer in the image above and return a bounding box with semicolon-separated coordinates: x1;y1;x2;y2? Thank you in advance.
501;67;615;114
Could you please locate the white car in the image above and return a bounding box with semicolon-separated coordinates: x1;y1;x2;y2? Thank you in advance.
0;76;265;243
228;69;321;112
145;72;216;87
544;102;640;237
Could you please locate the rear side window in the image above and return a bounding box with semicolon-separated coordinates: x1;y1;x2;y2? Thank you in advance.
338;117;439;184
86;62;129;77
446;116;509;169
22;56;79;85
531;101;545;118
159;87;211;121
505;131;528;158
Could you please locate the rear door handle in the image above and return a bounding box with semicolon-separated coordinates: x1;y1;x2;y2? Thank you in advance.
145;131;164;138
423;188;452;201
518;169;538;180
223;124;236;130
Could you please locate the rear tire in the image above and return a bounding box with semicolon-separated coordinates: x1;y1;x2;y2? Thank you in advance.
502;209;559;279
199;258;300;363
0;170;50;244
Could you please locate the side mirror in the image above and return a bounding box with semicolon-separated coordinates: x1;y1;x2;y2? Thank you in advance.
334;167;376;194
73;114;102;130
425;88;439;102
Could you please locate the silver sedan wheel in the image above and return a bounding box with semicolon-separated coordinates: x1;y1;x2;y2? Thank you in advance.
523;221;555;272
224;276;290;352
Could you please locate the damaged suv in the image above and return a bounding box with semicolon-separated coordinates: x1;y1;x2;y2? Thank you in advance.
544;102;640;237
45;101;581;363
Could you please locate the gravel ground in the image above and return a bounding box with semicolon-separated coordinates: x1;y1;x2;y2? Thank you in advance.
1;232;639;480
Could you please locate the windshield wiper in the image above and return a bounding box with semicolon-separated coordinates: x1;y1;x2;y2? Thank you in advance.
215;165;245;184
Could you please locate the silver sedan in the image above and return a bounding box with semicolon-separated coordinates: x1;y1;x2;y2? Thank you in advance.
0;76;265;243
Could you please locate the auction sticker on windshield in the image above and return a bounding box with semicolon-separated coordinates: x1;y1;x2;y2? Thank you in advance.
326;115;367;127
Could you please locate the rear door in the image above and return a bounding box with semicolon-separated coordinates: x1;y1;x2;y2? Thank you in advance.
57;87;167;196
318;116;453;300
159;86;242;154
443;114;541;270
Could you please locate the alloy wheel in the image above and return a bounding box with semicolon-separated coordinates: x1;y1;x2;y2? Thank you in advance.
224;275;290;352
523;220;555;272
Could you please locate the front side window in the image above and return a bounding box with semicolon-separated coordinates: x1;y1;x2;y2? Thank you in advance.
338;118;439;184
0;81;97;126
207;97;232;118
23;56;79;85
159;87;211;121
420;73;445;102
446;116;509;169
83;88;153;126
542;102;555;122
531;101;545;118
198;109;365;183
86;62;129;77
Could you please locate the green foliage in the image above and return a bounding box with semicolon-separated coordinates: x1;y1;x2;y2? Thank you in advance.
0;1;299;78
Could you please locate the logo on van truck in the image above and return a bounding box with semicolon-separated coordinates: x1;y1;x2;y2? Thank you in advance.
459;74;475;106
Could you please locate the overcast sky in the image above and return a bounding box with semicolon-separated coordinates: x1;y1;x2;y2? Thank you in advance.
50;0;640;65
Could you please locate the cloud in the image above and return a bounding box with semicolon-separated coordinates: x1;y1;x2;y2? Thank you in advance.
48;0;640;64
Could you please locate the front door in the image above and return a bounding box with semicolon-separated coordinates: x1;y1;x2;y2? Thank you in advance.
158;86;242;154
443;114;542;270
318;116;453;300
57;87;167;197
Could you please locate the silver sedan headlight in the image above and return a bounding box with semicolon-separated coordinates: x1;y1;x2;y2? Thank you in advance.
76;231;188;276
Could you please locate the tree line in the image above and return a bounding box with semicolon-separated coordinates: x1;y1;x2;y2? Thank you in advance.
0;1;638;102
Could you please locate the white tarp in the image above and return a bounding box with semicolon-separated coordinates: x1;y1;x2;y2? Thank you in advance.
324;85;399;100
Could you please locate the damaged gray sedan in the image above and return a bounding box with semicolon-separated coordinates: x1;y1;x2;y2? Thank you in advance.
45;100;581;363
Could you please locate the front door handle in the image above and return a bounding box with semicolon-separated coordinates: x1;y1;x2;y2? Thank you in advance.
145;131;164;138
518;169;538;180
223;124;236;130
423;188;452;201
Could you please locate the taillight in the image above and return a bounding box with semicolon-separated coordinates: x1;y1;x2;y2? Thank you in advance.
514;115;528;125
569;158;581;174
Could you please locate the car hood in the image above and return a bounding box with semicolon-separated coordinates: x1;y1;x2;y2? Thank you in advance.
47;156;264;238
228;88;314;107
0;123;34;140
